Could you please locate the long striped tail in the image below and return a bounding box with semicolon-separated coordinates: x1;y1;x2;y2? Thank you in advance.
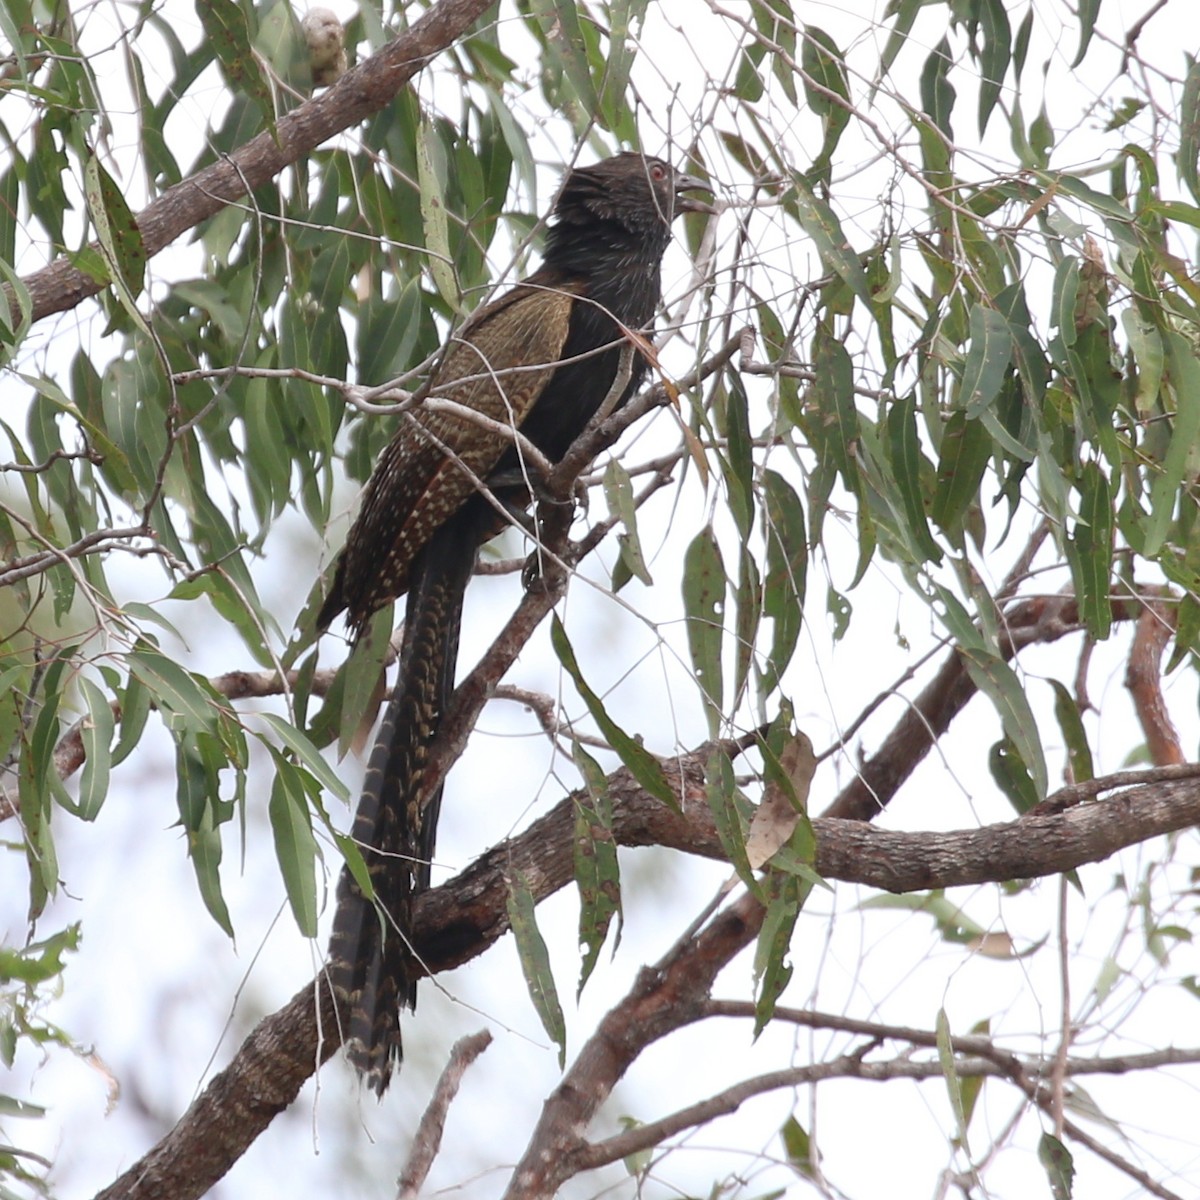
326;510;477;1095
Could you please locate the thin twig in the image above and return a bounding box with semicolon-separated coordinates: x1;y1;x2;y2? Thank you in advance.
396;1030;492;1200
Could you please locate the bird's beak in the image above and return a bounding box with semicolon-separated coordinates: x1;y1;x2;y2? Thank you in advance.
674;171;716;215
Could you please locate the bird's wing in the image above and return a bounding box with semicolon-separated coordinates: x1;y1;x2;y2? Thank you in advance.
336;280;580;629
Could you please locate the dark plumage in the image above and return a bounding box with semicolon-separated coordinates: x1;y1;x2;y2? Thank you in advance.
323;152;708;1094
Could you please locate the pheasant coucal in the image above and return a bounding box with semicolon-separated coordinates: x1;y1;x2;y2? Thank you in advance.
319;151;709;1094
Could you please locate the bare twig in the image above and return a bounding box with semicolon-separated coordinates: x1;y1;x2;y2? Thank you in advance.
1126;596;1183;765
396;1030;493;1200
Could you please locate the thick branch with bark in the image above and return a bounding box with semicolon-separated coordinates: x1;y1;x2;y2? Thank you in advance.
91;761;1200;1200
15;0;495;328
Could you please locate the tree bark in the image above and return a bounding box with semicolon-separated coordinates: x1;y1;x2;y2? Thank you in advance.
16;0;496;328
91;760;1200;1200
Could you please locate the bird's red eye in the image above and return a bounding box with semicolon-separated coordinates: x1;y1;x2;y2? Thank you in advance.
650;163;667;180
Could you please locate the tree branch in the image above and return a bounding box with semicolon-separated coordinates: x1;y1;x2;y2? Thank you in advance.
15;0;496;328
825;594;1144;821
90;755;1200;1199
396;1030;493;1200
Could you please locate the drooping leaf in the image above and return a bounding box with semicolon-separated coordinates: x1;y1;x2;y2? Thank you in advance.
761;470;807;695
801;25;850;183
931;410;990;537
682;527;726;736
196;0;276;136
936;1008;970;1153
1039;1132;1076;1199
1050;680;1095;784
960;304;1013;417
268;753;321;938
920;36;956;140
416;119;458;307
753;871;801;1034
82;154;146;301
977;0;1011;136
604;460;652;589
886;393;942;563
507;871;566;1068
1067;461;1114;639
573;742;621;995
1144;332;1200;556
75;676;115;822
551;616;678;809
1181;54;1200;206
792;182;873;310
1071;0;1102;68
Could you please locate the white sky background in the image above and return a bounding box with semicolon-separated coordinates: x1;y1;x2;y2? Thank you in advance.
3;0;1200;1197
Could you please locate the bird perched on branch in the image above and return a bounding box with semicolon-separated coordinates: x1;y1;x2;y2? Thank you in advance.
320;151;709;1095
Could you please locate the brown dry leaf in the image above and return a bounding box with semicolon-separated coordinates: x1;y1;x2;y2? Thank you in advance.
745;731;816;870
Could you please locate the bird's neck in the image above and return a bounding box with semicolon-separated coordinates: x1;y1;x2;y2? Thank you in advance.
542;222;668;326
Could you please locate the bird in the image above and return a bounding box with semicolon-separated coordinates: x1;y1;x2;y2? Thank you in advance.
320;151;710;1095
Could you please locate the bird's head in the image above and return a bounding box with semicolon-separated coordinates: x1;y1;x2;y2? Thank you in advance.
550;152;713;242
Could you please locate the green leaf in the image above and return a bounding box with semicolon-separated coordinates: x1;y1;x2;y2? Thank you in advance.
337;607;392;758
82;154;146;300
532;0;600;116
977;0;1011;135
1056;254;1084;345
1050;680;1094;784
1039;1132;1076;1199
1144;332;1200;556
960;304;1013;417
682;527;726;737
920;36;956;140
1181;55;1200;206
801;25;850;183
268;754;321;937
507;871;566;1068
862;890;987;943
735;43;766;103
808;324;860;493
1120;307;1163;417
886;394;941;563
792;182;873;310
761;470;807;695
705;748;755;889
603;460;652;588
754;872;801;1034
877;0;919;84
826;584;852;641
417;119;458;307
1068;461;1113;639
718;371;755;537
598;0;647;129
989;737;1040;815
780;1115;817;1180
129;647;220;735
0;924;79;987
75;676;115;821
733;547;762;708
258;711;349;802
936;1008;970;1153
961;651;1047;802
112;670;151;766
932;410;990;536
573;742;621;995
1071;0;1101;68
180;759;234;938
551;615;678;809
197;0;276;136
